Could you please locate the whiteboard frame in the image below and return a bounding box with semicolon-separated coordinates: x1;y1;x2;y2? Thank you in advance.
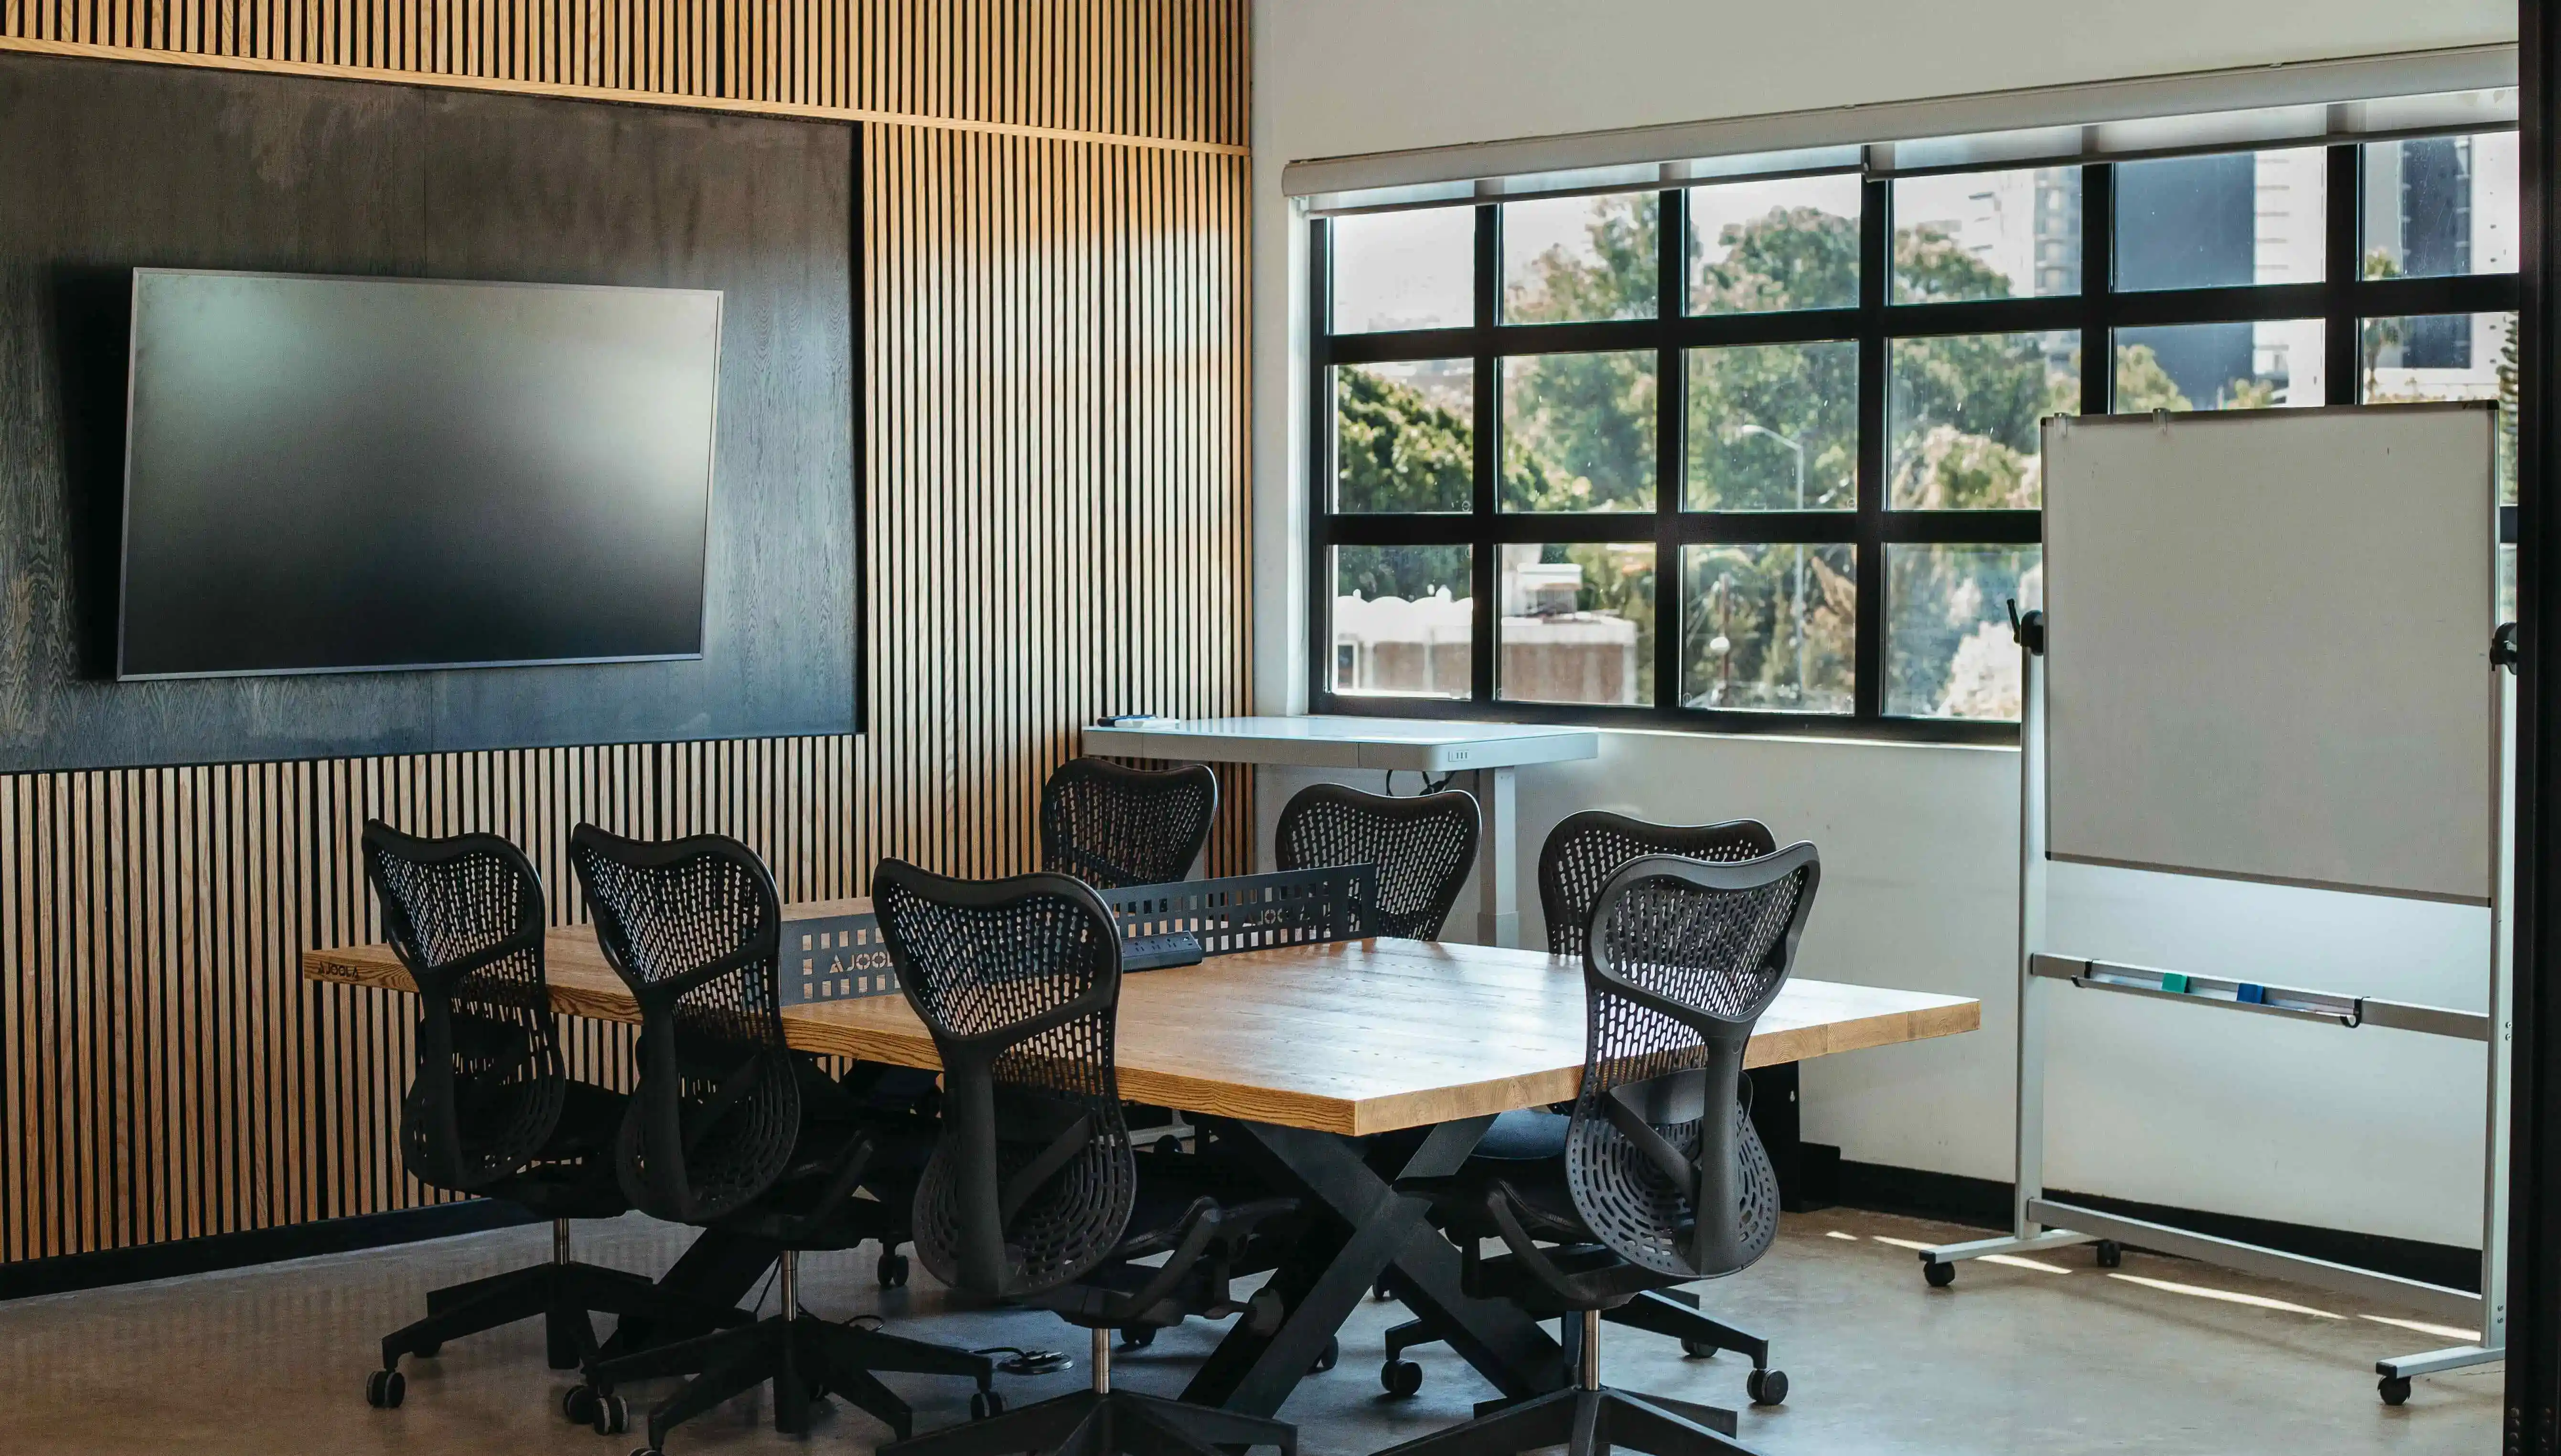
2039;401;2501;907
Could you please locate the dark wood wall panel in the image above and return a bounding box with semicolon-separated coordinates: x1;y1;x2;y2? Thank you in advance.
0;3;1251;1269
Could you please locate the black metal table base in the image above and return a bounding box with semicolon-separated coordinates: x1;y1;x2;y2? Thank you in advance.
1182;1115;1569;1417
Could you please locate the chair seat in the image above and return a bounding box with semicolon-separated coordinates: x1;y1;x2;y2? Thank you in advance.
486;1079;633;1220
1476;1107;1569;1161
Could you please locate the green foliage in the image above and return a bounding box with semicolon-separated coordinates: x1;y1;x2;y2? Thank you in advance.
1694;205;1859;313
2111;343;2189;413
1682;544;1855;711
1505;201;1659;323
1335;365;1472;514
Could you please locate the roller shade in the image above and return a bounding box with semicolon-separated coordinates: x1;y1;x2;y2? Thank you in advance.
1288;44;2514;217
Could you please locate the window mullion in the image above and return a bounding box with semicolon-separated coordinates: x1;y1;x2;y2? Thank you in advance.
1656;189;1686;722
2082;163;2114;416
2325;143;2362;405
1853;175;1890;721
1471;204;1499;707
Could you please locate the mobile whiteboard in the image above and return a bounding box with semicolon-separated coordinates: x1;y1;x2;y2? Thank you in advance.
2041;403;2498;905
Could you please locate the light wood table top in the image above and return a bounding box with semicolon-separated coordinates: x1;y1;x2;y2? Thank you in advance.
303;917;1978;1136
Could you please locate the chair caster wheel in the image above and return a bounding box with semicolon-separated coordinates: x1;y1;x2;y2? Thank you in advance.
972;1390;1007;1419
1680;1336;1716;1359
563;1385;600;1426
1118;1326;1157;1350
1309;1336;1339;1374
878;1251;911;1288
2379;1376;2412;1406
1381;1359;1423;1397
2095;1240;2122;1269
1372;1277;1394;1302
1747;1369;1788;1406
591;1392;629;1435
1924;1260;1956;1288
364;1368;405;1408
630;1447;665;1456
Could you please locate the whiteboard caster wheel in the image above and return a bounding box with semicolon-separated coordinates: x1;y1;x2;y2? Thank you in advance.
2095;1240;2122;1269
2379;1376;2412;1406
1923;1260;1956;1288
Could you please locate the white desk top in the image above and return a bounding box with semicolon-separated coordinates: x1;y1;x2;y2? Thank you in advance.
1082;715;1600;772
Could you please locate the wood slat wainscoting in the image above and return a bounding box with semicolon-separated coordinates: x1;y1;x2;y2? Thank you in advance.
0;0;1251;1276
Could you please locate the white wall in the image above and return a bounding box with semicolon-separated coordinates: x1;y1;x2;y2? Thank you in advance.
1248;1;2514;1245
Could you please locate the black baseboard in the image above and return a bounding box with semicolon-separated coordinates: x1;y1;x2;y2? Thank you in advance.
0;1201;544;1302
1823;1151;2481;1295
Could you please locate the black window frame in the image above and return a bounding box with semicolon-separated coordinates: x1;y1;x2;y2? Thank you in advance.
1307;138;2520;744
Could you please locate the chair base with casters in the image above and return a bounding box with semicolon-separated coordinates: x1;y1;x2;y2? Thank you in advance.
1373;1312;1753;1456
1379;1289;1781;1407
576;1247;997;1454
1373;1108;1786;1408
885;1328;1295;1456
367;1214;754;1409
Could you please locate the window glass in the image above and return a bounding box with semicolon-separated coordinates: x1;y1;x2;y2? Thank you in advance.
2361;311;2518;508
1330;208;1474;334
2112;321;2324;410
1680;543;1855;713
1500;352;1658;512
1332;361;1474;514
1886;545;2041;719
1888;331;2078;508
2363;132;2518;279
1503;194;1658;324
1892;167;2082;302
1686;342;1857;511
2115;147;2325;291
1497;543;1656;706
1332;546;1472;699
1689;173;1862;314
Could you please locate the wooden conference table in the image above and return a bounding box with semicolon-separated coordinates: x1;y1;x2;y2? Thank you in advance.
305;907;1978;1416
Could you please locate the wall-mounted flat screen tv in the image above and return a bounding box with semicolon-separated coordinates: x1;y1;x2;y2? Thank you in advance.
118;269;722;679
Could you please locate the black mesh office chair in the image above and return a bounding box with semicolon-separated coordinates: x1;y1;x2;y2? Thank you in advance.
1382;814;1789;1404
1275;783;1479;939
566;827;996;1456
357;822;739;1413
1040;757;1220;889
1375;847;1820;1456
870;861;1300;1456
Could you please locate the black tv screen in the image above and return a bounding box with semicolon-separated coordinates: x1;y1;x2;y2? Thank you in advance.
117;269;722;679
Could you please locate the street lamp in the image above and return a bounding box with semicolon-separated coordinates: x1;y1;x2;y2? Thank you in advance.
1726;423;1810;703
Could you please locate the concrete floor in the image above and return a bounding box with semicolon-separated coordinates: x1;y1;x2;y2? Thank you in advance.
0;1207;2499;1456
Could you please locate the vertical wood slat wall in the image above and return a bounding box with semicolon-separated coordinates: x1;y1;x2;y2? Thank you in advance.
0;1;1252;1268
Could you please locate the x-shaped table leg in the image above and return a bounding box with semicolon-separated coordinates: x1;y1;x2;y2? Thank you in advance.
1182;1114;1569;1417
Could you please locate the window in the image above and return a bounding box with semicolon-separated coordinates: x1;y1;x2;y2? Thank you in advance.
1310;130;2519;740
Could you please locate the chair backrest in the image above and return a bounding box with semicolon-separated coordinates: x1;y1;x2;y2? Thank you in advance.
362;821;565;1193
1537;812;1779;958
1039;757;1220;889
872;860;1135;1300
1565;846;1820;1281
1274;783;1479;940
568;825;799;1224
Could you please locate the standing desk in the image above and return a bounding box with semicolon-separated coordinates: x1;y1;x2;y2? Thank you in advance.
1080;716;1600;948
304;920;1976;1417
